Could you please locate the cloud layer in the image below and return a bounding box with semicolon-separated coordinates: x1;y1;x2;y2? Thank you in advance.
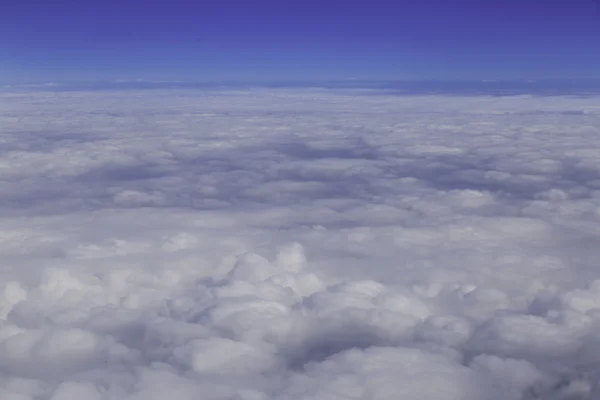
1;88;600;399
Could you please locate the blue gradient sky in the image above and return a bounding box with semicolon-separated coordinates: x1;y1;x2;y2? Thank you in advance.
2;0;600;84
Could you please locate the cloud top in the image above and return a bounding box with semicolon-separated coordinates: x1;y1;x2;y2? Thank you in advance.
0;88;600;399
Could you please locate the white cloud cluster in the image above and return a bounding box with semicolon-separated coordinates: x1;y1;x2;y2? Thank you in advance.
1;88;600;399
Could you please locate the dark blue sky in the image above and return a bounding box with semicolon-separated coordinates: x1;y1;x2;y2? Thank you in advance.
2;0;599;83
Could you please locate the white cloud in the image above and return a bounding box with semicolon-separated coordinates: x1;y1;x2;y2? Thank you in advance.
0;88;600;398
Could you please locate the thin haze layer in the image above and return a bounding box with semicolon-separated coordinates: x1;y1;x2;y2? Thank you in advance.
1;89;600;399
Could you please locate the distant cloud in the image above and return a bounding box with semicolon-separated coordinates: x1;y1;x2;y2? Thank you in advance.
0;88;600;399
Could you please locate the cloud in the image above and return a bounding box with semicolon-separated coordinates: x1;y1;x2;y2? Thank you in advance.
0;88;600;398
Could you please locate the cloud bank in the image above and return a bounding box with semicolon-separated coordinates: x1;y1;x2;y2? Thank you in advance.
1;88;600;399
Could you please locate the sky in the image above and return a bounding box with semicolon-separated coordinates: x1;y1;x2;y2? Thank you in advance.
2;0;600;83
2;87;600;399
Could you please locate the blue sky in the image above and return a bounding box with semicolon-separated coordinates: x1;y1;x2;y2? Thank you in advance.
2;0;600;84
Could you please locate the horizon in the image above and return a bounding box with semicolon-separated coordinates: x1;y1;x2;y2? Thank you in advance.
4;78;600;97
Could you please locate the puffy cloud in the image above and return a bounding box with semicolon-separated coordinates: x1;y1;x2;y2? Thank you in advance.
0;88;600;398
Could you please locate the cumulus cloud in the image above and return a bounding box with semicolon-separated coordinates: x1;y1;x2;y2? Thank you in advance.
0;88;600;399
